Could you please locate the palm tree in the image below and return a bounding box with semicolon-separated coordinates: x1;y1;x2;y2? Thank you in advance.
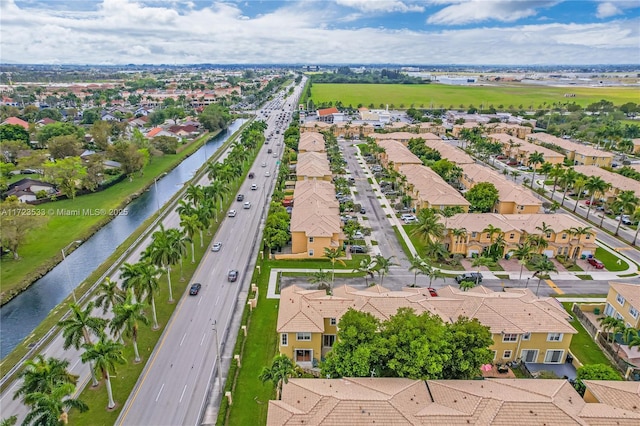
512;243;534;281
94;277;125;315
81;334;126;409
471;256;495;286
180;214;200;262
167;227;189;281
184;184;204;207
625;328;640;350
258;354;295;400
611;190;639;235
308;269;331;291
631;207;640;246
145;225;179;302
584;176;611;221
411;208;445;243
528;151;545;188
408;255;428;287
532;257;558;296
548;163;565;199
175;199;197;218
558;168;577;206
58;302;107;387
13;355;78;403
372;254;398;287
323;247;345;292
535;221;555;240
538;162;553;189
450;227;467;250
482;224;502;244
120;261;161;329
0;416;17;426
598;316;621;343
110;290;149;363
353;257;376;286
459;279;476;292
22;383;87;426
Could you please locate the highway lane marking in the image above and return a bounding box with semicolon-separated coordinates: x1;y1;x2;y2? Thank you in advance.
200;333;206;346
215;295;220;306
197;297;203;306
71;359;81;370
179;385;187;403
155;383;165;402
180;333;187;347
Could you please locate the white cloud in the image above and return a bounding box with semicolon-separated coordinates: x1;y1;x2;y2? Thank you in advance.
596;2;622;18
0;0;638;65
427;0;559;25
335;0;424;13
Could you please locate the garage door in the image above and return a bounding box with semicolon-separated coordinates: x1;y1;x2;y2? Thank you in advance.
543;250;554;258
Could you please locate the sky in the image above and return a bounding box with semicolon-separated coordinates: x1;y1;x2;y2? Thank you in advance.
1;0;639;65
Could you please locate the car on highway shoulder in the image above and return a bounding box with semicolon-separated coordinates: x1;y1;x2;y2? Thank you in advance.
189;283;202;295
228;270;239;282
211;242;222;252
228;209;237;217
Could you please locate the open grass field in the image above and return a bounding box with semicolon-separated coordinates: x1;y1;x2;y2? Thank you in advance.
310;83;640;109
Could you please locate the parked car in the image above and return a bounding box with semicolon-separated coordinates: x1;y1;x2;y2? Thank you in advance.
587;258;604;269
228;210;237;217
616;215;635;225
236;194;244;201
427;287;438;297
455;272;483;284
189;283;202;295
211;242;222;252
228;270;239;282
360;207;366;214
353;231;364;239
349;245;366;254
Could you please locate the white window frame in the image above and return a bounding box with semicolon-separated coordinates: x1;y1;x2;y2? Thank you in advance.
308;249;314;257
629;307;639;319
521;349;539;363
296;332;311;341
323;334;336;348
280;333;288;346
522;332;531;341
503;350;512;359
616;294;626;306
502;333;518;342
544;349;564;364
547;333;563;342
329;318;337;326
309;237;314;243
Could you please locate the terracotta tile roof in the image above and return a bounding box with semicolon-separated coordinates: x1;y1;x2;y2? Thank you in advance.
582;380;640;414
317;107;339;116
299;132;326;152
422;138;476;164
573;165;640;194
399;164;470;208
489;133;565;159
370;131;420;142
294;180;336;206
2;116;29;129
527;133;614;158
146;127;164;138
297;152;331;178
300;121;332;131
461;163;542;208
377;139;422;165
608;282;640;311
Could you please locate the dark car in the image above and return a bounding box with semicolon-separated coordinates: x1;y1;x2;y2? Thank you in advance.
427;287;438;297
587;258;604;269
236;194;244;201
360;207;366;214
349;245;366;254
228;270;239;282
189;283;202;295
455;272;483;284
248;172;255;179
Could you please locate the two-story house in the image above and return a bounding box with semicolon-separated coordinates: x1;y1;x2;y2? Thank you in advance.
573;165;640;204
399;164;470;212
526;133;613;167
376;139;422;171
603;282;640;329
295;151;332;181
487;133;564;165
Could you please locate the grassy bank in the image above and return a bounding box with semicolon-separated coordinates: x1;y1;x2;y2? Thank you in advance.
310;83;640;109
0;132;217;305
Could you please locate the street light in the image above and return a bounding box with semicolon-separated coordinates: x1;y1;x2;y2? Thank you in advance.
525;277;530;288
62;240;83;303
212;321;223;392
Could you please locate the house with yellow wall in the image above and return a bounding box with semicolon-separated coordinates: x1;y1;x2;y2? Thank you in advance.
573;165;640;203
296;151;332;181
298;132;325;153
488;133;564;165
376;139;422;171
443;213;597;259
527;133;613;167
460;163;542;214
603;282;640;329
276;284;577;366
399;164;470;212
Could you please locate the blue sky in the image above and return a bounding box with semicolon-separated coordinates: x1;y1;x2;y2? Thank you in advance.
1;0;639;65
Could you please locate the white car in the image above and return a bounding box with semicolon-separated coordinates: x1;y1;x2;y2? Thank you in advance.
251;184;258;190
353;231;364;239
211;242;222;252
265;171;271;177
228;210;237;217
243;201;251;209
400;214;416;221
261;162;267;167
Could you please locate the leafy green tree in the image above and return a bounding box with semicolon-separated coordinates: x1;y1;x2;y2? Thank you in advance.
321;309;383;378
411;208;446;243
258;354;295;400
110;290;149;362
47;134;82;160
37;122;83;145
441;317;493;379
465;182;499;213
81;334;126;409
0;139;29;163
110;140;146;178
199;104;231;132
0;196;45;259
90;120;112;151
44;157;86;199
0;415;17;426
573;364;621;396
0;123;29;144
22;382;87;426
13;355;77;404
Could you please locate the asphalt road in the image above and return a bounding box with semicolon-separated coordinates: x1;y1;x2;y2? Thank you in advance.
115;81;305;425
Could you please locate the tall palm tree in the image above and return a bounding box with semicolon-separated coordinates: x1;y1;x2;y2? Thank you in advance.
538;162;553;189
512;243;534;281
204;180;228;221
22;383;87;426
58;302;107;387
372;254;398;287
584;176;611;220
532;257;558;296
353;257;376;286
180;214;200;262
94;277;125;315
120;261;161;329
258;354;295;400
144;225;179;302
611;190;639;236
13;355;78;403
631;207;640;246
184;184;204;207
81;334;126;409
548;163;565;200
167;227;189;281
572;176;588;213
535;221;555;240
482;224;502;244
323;247;345;292
471;256;495;286
558;168;577;206
528;151;545;188
175;199;197;218
450;227;467;249
598;316;623;343
111;290;149;363
411;208;445;243
408;255;428;287
459;279;476;292
309;269;331;291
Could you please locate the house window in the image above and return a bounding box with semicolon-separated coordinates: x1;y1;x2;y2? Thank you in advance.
616;294;625;306
502;333;518;342
491;350;497;361
323;335;336;348
503;350;512;359
509;233;515;239
615;312;623;320
296;332;311;341
471;232;477;238
522;332;531;341
309;237;314;243
546;232;552;238
544;349;564;363
629;307;639;319
585;234;591;239
486;233;491;239
281;333;288;346
562;233;567;239
547;333;563;342
329;318;337;326
308;250;314;257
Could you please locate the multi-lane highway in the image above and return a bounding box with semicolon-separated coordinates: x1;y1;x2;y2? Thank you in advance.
0;77;305;425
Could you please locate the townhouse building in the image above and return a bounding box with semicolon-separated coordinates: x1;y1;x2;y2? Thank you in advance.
526;133;614;167
460;163;543;214
276;284;577;366
376;139;422;171
573;165;640;203
444;213;597;259
298;132;326;153
399;164;470;212
487;133;564;165
603;282;640;329
295;151;332;181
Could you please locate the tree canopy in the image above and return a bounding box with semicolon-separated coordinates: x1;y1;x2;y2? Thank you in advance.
199;104;231;132
465;182;499;213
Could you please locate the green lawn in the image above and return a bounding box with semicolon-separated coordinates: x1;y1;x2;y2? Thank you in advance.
562;303;616;368
594;247;629;272
311;84;640;110
0;133;215;304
